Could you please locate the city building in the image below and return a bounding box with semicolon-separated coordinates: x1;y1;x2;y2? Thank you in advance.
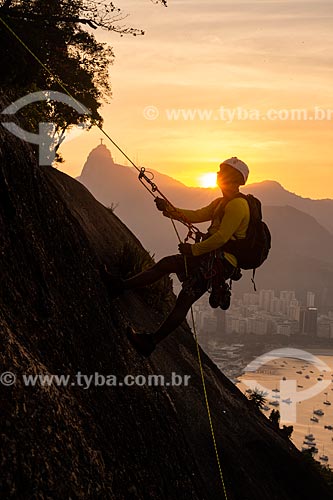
259;290;275;312
276;322;292;336
299;307;318;336
191;287;326;341
306;291;315;308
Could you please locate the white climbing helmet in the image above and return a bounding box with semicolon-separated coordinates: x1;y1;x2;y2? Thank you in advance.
220;157;249;184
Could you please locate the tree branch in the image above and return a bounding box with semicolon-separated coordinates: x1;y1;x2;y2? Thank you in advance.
1;9;144;35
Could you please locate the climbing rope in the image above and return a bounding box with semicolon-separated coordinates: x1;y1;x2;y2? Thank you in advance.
0;14;229;499
138;167;203;242
139;175;228;498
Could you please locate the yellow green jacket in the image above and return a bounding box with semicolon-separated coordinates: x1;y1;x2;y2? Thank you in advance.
163;196;250;267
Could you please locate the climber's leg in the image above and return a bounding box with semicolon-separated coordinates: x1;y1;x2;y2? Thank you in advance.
123;255;184;289
152;288;203;344
126;286;205;357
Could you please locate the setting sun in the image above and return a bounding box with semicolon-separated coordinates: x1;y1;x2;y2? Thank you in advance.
199;172;217;188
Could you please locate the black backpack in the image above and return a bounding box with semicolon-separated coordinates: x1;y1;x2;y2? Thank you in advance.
222;193;271;274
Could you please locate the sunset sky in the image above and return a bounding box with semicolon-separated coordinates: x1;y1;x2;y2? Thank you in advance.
59;0;333;199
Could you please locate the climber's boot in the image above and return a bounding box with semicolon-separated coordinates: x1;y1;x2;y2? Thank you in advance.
126;326;156;357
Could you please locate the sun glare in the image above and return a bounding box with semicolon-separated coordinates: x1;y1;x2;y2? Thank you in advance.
199;172;217;188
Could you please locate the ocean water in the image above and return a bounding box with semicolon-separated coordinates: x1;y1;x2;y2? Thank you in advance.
236;349;333;467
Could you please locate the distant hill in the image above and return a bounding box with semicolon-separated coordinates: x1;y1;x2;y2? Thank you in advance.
78;144;333;234
242;180;333;235
77;144;333;309
233;205;333;309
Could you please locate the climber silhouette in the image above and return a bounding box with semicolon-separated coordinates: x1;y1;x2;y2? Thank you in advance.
103;158;250;356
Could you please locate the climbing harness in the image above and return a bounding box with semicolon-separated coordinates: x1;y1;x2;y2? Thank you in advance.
0;15;229;499
204;251;233;310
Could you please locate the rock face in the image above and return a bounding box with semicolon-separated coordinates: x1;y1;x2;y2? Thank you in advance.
1;122;333;499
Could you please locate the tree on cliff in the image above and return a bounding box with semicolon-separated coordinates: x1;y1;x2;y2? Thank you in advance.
0;0;167;154
247;388;267;410
269;409;293;439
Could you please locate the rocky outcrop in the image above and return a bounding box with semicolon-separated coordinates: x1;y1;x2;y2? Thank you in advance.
1;119;332;499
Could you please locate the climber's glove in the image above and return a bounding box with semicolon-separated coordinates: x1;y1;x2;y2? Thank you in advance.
178;243;193;256
154;197;168;212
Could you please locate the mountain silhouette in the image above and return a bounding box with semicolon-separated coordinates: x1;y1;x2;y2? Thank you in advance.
78;145;333;235
242;180;333;234
78;144;333;309
229;203;333;309
2;102;333;499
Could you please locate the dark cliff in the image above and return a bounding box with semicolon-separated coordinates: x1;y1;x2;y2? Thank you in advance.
1;122;333;499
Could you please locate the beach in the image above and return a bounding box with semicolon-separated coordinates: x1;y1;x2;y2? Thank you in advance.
236;350;333;466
